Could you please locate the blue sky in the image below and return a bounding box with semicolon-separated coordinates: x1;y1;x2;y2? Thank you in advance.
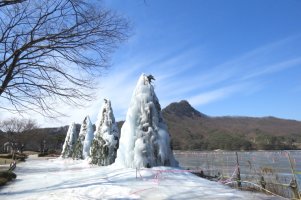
97;0;301;121
2;0;301;127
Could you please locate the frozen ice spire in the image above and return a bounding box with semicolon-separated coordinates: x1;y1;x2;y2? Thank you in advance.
115;74;178;168
61;122;78;158
90;99;120;165
72;116;93;159
82;116;94;159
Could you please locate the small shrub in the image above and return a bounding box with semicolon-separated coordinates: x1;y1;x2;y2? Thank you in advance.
0;171;17;181
0;177;8;186
48;149;58;154
0;154;13;159
15;153;28;158
38;153;48;157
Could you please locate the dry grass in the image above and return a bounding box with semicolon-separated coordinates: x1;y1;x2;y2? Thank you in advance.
0;158;10;165
0;157;13;171
22;151;39;156
0;157;14;165
0;153;24;167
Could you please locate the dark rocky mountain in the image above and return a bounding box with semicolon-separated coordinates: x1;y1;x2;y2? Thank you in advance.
163;100;207;118
161;100;301;150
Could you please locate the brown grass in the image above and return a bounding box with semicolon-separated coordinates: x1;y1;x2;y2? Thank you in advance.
0;157;14;165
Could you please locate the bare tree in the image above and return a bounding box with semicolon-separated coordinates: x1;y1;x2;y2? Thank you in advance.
1;118;36;133
0;0;129;117
0;117;37;157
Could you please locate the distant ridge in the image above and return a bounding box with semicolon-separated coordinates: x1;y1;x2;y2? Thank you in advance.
161;100;301;150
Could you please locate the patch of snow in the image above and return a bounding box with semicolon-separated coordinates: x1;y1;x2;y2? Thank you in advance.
0;158;280;200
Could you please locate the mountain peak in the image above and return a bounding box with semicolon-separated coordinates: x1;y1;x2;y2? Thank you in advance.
162;100;207;118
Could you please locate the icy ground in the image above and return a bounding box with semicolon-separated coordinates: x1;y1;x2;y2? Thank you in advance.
0;156;280;200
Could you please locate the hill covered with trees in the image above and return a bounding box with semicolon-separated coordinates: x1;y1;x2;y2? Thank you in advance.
162;100;301;150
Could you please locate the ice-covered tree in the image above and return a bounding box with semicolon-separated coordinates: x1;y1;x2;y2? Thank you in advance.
115;74;178;168
82;117;94;159
72;116;93;160
61;122;78;158
90;99;120;165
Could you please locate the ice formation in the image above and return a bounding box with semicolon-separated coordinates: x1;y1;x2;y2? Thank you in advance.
115;74;178;168
82;116;94;159
72;116;93;159
90;99;120;165
61;122;78;158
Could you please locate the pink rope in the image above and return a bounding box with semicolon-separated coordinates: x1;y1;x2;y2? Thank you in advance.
136;168;207;184
218;165;238;184
129;187;155;195
136;165;239;185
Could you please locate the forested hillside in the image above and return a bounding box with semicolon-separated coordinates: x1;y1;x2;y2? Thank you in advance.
162;100;301;150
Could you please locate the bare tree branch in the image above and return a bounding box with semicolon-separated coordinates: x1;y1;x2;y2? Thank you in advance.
0;0;129;117
0;0;26;8
0;117;38;157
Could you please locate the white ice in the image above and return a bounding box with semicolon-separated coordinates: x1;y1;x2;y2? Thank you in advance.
61;122;77;158
82;116;94;159
115;74;177;168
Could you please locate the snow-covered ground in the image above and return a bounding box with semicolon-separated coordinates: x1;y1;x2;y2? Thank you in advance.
0;156;281;200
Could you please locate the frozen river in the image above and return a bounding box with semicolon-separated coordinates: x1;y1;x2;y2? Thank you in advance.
174;150;301;199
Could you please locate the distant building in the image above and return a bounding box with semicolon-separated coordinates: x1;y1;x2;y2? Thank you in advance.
3;142;13;153
3;142;24;153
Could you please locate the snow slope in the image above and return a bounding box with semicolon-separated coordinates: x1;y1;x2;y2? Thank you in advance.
0;157;280;200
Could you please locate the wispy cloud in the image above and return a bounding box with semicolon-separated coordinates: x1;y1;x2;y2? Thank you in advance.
153;35;301;109
240;57;301;81
187;84;245;106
